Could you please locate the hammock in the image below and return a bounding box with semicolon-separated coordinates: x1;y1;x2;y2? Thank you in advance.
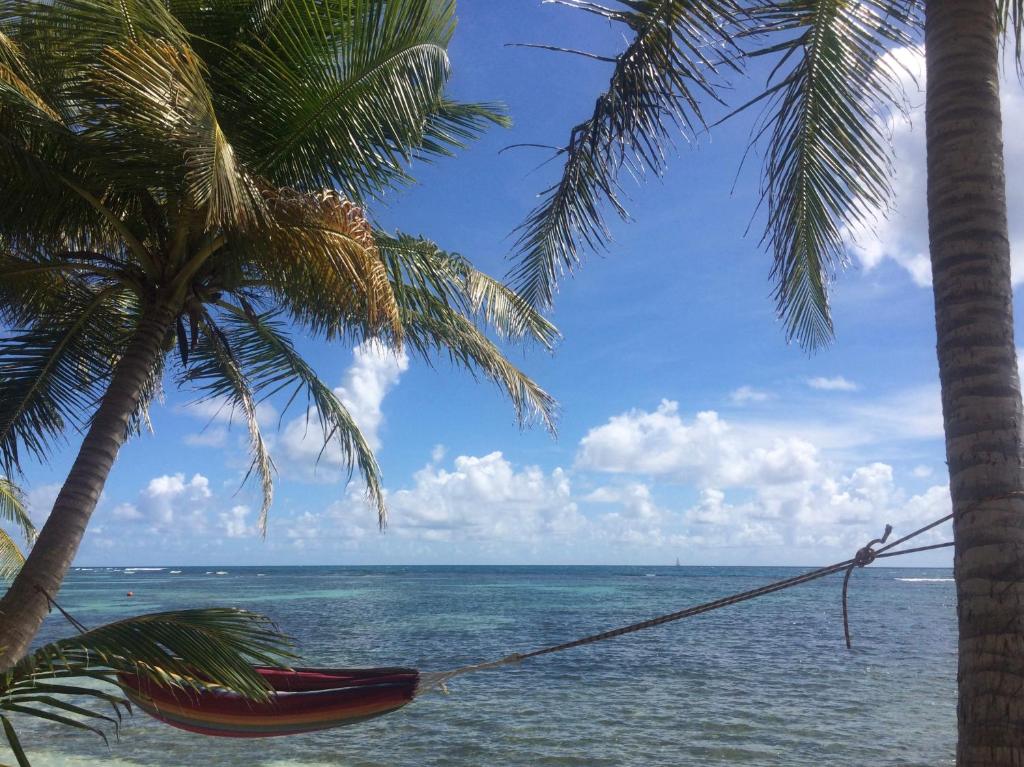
119;667;419;738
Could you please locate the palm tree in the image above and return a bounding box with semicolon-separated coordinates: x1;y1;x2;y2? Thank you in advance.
1;607;294;766
507;0;1022;760
0;0;557;668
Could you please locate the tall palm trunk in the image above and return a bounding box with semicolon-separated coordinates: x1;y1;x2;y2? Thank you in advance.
0;302;175;668
925;0;1024;762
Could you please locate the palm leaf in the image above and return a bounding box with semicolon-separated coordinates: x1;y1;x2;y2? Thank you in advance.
198;304;387;530
0;282;134;473
377;232;560;350
508;0;743;309
736;0;919;348
209;0;485;197
1;608;294;765
178;309;276;527
0;476;33;579
0;479;32;543
0;528;25;581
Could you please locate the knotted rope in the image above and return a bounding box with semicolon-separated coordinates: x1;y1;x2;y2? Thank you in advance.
422;511;961;692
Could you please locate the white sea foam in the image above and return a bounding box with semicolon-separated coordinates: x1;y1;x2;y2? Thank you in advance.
124;567;163;572
215;570;228;575
169;570;182;574
896;577;954;582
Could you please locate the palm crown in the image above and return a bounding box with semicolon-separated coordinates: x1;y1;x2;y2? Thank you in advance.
0;0;557;531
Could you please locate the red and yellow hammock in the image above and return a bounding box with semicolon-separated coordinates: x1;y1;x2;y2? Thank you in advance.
119;667;420;738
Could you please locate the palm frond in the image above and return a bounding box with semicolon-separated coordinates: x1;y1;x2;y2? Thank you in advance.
377;232;560;350
1;607;294;764
210;0;476;197
0;477;33;543
738;0;919;348
0;527;25;581
236;187;401;342
999;0;1024;73
390;287;557;433
197;304;388;530
508;0;743;308
84;36;262;229
0;282;134;473
179;309;275;526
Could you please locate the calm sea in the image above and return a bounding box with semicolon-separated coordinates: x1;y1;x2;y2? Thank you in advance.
4;565;956;766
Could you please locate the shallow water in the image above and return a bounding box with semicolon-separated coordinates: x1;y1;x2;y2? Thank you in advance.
3;566;956;766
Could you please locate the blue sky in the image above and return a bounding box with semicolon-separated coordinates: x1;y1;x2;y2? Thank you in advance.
14;3;1024;567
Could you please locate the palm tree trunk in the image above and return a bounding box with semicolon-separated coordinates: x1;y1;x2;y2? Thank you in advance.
925;1;1024;762
0;302;175;668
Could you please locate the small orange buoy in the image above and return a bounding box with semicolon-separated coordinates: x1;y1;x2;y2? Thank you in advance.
126;591;134;597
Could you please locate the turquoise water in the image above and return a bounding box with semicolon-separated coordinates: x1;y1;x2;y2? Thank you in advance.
5;566;956;766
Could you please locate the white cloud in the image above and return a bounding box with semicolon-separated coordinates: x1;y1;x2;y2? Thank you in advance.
220;505;254;539
912;465;934;479
137;472;211;527
576;400;821;487
335;341;410;451
184;427;229;448
847;46;1024;285
289;452;585;548
807;376;859;392
729;386;771;404
279;340;408;478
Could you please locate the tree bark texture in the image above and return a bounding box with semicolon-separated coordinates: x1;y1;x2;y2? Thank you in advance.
926;1;1024;763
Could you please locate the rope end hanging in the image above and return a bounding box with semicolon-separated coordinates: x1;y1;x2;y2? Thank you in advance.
842;524;892;650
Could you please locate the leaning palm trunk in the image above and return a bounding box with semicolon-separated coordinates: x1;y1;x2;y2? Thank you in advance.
0;302;176;667
926;0;1024;761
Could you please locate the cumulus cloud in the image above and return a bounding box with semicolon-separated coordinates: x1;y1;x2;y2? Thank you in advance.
287;451;584;549
807;376;859;392
110;473;213;533
220;505;255;539
846;46;1024;285
576;400;821;487
279;340;408;478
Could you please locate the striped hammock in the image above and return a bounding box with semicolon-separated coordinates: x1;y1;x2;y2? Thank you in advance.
119;667;419;738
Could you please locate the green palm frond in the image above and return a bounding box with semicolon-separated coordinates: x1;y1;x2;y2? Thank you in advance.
84;36;263;229
0;478;32;580
197;304;387;530
508;0;743;309
374;232;557;430
0;478;33;543
737;0;919;348
0;281;135;473
378;232;560;350
0;527;25;581
180;308;276;527
1;608;294;764
209;0;490;198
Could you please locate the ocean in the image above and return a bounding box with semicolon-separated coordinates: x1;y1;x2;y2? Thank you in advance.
3;565;956;766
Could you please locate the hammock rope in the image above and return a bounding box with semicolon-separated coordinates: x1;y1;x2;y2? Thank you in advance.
36;506;978;738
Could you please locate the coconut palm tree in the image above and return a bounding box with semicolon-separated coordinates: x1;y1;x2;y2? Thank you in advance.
507;0;1022;761
0;0;557;668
